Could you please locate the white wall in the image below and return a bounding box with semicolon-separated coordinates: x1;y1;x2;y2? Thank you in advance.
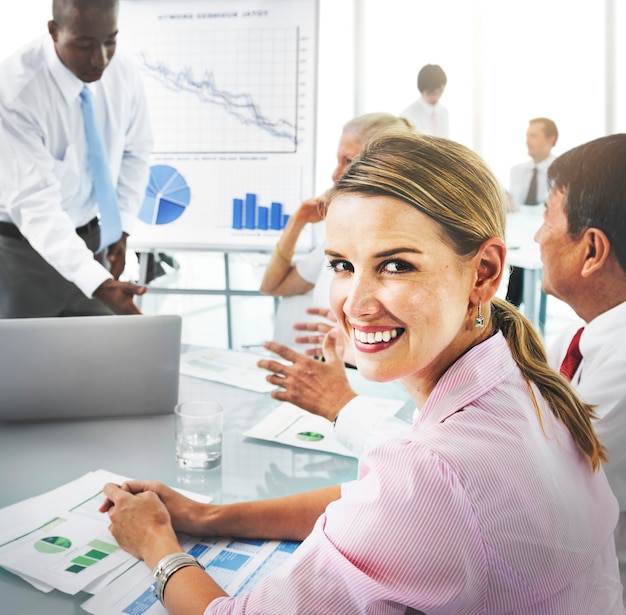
350;0;620;187
0;1;50;56
3;0;623;194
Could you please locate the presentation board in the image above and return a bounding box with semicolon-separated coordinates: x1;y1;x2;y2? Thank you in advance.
119;0;318;251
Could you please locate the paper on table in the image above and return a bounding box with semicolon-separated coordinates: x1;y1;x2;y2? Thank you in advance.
82;536;300;615
0;470;212;595
180;347;286;393
243;400;405;457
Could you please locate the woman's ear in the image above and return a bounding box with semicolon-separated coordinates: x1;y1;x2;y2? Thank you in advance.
473;237;506;301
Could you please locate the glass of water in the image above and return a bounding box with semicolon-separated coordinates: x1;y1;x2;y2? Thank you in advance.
175;401;223;470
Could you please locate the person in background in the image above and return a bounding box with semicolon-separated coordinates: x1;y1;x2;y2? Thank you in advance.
535;132;626;603
259;112;414;349
0;0;152;318
102;133;622;613
399;63;449;138
505;117;558;307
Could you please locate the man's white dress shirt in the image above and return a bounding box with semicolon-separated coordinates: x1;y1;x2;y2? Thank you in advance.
399;96;449;138
0;35;152;296
550;300;626;600
509;154;555;206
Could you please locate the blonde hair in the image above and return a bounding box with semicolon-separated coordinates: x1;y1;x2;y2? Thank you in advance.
343;113;415;147
328;133;606;471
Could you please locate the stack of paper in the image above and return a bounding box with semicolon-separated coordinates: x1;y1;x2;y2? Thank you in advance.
0;470;301;614
82;536;299;614
0;470;139;595
180;347;284;393
243;399;406;457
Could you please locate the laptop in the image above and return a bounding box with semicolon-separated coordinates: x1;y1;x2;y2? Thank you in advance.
0;314;182;421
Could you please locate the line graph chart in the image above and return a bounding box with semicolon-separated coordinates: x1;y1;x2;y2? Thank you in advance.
119;0;317;251
129;28;300;154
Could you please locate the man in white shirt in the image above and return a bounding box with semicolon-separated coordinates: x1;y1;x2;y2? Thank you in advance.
506;117;558;307
399;64;449;138
534;133;626;602
0;0;152;317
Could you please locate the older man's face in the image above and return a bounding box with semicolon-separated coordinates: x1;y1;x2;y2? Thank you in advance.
534;188;582;304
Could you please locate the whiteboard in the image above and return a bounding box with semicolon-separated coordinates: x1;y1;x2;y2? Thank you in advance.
119;0;318;251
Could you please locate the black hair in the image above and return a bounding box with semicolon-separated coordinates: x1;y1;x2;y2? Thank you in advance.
417;64;447;93
52;0;118;24
548;133;626;273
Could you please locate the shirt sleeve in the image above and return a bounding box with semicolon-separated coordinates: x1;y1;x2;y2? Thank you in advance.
295;244;325;285
2;121;111;297
114;60;152;234
204;439;487;614
578;351;626;508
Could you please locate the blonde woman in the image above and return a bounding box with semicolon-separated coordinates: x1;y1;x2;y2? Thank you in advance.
260;113;414;351
102;134;622;613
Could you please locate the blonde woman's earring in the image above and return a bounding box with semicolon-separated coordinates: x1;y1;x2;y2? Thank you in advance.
475;299;485;328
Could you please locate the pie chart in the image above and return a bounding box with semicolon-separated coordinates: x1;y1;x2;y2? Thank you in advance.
140;165;191;225
34;536;72;554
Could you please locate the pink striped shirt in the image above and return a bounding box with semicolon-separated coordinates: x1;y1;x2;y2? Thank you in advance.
207;332;623;614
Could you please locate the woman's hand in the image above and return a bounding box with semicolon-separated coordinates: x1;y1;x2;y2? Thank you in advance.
101;483;181;566
101;480;210;536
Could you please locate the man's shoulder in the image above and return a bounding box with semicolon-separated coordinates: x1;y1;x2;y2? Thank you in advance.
586;302;626;353
399;99;419;116
0;37;47;102
510;159;531;173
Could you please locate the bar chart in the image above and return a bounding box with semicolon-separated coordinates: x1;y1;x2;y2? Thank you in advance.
119;1;316;251
232;193;289;232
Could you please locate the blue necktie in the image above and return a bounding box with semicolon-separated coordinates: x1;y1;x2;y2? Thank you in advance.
80;86;122;252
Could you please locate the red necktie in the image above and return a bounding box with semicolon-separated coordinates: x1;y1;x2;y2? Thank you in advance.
559;327;584;381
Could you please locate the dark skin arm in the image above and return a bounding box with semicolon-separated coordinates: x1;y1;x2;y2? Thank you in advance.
93;278;147;314
106;232;129;280
92;232;147;314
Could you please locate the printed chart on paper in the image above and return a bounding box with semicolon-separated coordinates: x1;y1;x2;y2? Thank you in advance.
119;0;318;251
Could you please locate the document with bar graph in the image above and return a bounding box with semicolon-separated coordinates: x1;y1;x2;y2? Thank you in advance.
0;470;213;596
120;0;318;253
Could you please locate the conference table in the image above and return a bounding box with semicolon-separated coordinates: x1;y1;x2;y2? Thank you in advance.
0;352;410;613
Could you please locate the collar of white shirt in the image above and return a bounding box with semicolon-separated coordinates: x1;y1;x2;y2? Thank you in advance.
43;34;86;106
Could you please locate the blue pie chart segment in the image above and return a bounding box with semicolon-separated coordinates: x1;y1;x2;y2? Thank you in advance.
140;165;191;225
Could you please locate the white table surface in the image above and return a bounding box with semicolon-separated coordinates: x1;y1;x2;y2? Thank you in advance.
0;355;411;613
506;205;544;270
